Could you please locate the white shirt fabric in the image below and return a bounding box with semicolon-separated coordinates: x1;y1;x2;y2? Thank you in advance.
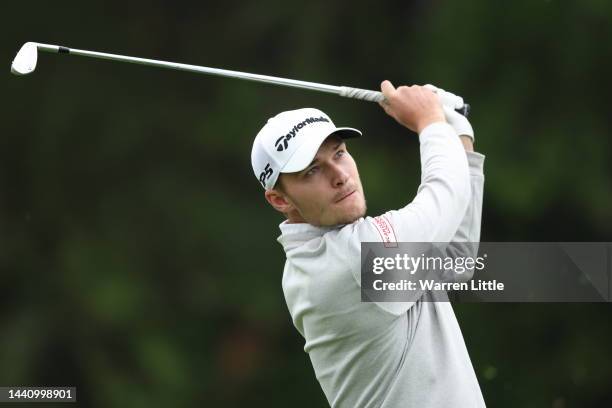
278;122;486;407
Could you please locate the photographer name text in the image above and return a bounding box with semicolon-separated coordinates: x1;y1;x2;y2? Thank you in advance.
373;279;504;291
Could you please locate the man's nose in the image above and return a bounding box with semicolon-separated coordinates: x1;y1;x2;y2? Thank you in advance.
330;164;349;187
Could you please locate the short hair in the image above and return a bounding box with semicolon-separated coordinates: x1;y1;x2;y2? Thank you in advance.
273;175;286;194
271;176;290;219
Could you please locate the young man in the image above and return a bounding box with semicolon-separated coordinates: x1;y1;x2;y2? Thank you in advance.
251;81;486;407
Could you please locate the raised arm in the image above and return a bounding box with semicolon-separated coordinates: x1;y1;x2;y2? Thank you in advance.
438;107;486;283
343;82;471;315
372;81;471;243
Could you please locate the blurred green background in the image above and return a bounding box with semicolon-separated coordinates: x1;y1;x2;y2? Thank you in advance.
2;0;611;407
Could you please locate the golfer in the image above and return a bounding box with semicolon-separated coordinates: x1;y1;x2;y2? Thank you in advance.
251;81;486;407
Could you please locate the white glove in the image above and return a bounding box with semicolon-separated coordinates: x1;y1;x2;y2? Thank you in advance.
443;106;474;142
424;84;474;142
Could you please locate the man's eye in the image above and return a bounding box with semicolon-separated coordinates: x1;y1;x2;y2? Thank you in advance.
306;166;319;176
336;150;345;158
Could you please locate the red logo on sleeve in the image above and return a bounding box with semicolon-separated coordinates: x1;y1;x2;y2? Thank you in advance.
373;215;398;248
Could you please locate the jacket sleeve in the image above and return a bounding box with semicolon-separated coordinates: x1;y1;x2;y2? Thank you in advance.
440;151;485;283
341;122;472;316
372;123;471;243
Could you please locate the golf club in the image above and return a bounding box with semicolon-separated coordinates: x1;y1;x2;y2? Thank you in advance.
11;42;470;116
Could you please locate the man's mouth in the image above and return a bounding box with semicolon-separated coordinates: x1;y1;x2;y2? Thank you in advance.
335;190;356;203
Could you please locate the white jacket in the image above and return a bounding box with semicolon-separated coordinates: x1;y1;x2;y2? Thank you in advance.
279;122;486;408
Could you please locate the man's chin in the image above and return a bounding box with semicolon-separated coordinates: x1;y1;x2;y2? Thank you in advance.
322;205;367;227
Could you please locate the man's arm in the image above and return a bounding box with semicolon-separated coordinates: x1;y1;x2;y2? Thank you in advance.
439;117;486;283
340;82;470;316
341;82;471;316
460;135;474;152
453;135;484;245
374;81;472;243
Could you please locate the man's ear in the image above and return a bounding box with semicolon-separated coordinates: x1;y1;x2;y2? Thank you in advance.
264;189;295;214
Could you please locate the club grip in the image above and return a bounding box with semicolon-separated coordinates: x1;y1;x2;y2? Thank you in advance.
339;86;384;103
339;86;471;117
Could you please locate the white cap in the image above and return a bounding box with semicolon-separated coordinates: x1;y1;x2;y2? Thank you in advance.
251;108;362;190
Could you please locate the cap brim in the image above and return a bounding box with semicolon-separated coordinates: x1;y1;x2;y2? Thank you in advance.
281;127;362;173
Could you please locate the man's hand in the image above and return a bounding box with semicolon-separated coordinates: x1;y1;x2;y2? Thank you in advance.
379;81;445;134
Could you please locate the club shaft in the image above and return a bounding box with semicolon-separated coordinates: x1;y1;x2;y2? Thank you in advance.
31;42;470;116
35;43;341;95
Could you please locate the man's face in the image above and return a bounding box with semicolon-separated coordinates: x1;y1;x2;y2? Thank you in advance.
269;136;367;227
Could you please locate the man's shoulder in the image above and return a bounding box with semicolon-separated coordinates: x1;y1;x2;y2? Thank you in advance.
329;214;396;245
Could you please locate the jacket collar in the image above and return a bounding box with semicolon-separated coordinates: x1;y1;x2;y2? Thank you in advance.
277;220;338;252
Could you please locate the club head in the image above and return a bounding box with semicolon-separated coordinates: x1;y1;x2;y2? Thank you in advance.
11;42;38;75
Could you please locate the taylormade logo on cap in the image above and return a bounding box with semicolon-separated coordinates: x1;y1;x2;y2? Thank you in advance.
275;116;330;152
251;108;362;190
